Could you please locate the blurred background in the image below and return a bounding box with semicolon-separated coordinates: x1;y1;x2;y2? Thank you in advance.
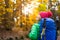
0;0;60;40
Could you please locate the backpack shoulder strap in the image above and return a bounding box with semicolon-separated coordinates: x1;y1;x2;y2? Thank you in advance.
43;18;46;28
41;18;46;40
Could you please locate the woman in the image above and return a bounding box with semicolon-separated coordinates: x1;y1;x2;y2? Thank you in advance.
28;15;41;40
39;11;56;40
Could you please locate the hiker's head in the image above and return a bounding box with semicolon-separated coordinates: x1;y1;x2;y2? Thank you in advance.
47;11;53;18
39;11;53;18
39;11;48;18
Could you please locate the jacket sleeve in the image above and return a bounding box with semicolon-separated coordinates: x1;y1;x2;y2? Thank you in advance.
28;23;39;39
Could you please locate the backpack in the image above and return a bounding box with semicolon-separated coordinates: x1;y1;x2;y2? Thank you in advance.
28;23;40;40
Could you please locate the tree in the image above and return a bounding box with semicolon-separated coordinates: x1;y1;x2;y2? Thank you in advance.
0;0;15;30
